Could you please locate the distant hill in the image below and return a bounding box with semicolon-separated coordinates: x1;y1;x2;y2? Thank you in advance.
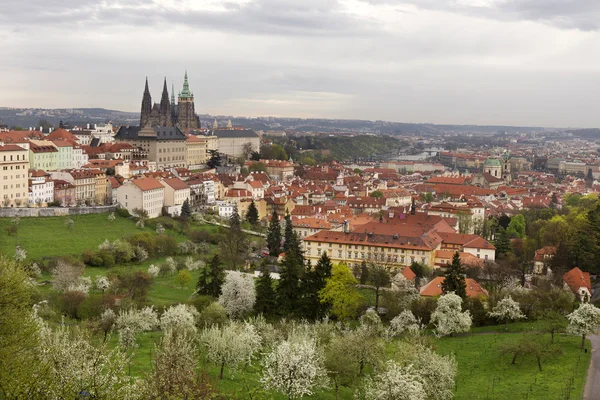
566;129;600;140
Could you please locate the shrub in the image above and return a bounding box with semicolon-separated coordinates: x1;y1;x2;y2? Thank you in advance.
198;302;228;328
188;295;215;313
59;290;87;318
155;235;178;256
115;207;130;218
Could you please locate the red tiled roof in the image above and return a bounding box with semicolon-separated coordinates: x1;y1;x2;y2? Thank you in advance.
132;177;164;191
419;277;488;298
161;177;189;191
563;267;592;294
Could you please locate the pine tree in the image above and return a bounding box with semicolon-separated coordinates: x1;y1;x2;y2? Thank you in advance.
300;253;333;320
442;252;467;299
494;226;511;258
181;199;192;220
283;212;294;252
219;209;248;270
196;254;226;297
266;211;282;257
254;261;276;315
246;200;259;226
276;231;305;316
206;150;221;169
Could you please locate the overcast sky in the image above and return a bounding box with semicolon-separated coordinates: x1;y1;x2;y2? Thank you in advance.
1;0;600;127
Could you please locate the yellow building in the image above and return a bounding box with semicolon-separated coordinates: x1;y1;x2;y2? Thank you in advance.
186;134;207;168
303;229;442;271
0;144;29;207
90;169;108;205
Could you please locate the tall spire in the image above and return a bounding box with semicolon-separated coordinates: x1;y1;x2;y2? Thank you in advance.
171;82;175;105
140;77;152;127
180;70;192;99
159;77;172;127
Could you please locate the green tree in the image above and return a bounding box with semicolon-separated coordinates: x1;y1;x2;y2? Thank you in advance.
180;199;192;220
249;162;266;172
368;263;390;310
506;214;526;238
254;262;276;315
282;212;294;252
246;200;259;226
250;151;261;161
419;192;434;202
370;190;384;199
359;260;369;284
218;210;248;270
207;149;221;169
441;252;467;299
174;269;192;289
320;263;363;321
272;144;288;161
196;255;226;297
301;252;333;320
0;258;41;398
494;226;511;258
276;234;304;316
266;210;282;257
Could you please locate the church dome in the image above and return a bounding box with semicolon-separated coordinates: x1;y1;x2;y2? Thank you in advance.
484;158;501;167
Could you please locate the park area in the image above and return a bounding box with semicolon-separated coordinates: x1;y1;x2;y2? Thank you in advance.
0;213;594;399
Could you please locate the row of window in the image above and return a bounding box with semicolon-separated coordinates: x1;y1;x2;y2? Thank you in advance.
310;248;427;265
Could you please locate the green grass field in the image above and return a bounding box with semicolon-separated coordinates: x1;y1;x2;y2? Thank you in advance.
0;213;155;261
436;333;590;400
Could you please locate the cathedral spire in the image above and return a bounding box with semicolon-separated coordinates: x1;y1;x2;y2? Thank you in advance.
140;77;152;127
180;70;192;99
171;82;175;106
159;77;172;127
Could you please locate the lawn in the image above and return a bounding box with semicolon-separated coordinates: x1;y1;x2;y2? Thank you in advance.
435;333;591;400
0;213;156;261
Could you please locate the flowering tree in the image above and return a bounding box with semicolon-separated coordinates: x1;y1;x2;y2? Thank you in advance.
95;276;111;292
431;292;472;337
164;257;177;275
65;217;74;230
488;296;526;331
261;336;328;399
68;276;92;293
409;345;457;400
14;246;26;262
116;306;159;350
52;261;84;292
156;223;165;235
35;321;137;399
364;361;426;400
148;264;160;277
99;308;116;342
160;304;199;336
567;303;600;349
389;310;422;337
108;212;116;222
133;246;148;262
218;271;256;318
200;322;261;379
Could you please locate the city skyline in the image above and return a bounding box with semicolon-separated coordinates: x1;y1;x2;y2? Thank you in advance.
2;0;600;127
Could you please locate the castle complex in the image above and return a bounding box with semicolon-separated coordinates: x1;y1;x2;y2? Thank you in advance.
139;72;200;130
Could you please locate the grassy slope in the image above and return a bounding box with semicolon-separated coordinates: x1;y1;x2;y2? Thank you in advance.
436;333;590;400
0;214;155;261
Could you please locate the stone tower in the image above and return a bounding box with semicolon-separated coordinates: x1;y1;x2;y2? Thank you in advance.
177;71;200;130
159;78;172;127
140;77;152;127
502;152;512;183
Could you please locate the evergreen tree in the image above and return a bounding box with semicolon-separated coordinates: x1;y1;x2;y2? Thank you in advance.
180;199;191;220
254;261;276;315
442;252;467;299
246;200;259;226
300;253;333;320
196;254;226;297
276;231;305;316
494;226;511;258
360;261;369;284
283;212;294;252
266;210;282;257
206;150;221;169
219;209;248;270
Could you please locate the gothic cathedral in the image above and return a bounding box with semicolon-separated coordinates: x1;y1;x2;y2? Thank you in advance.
139;72;200;130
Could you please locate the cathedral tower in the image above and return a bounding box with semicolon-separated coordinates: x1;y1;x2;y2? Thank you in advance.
177;71;200;130
159;78;172;127
140;78;152;127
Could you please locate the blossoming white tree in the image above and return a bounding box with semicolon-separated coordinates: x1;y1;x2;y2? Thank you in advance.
116;306;159;350
389;310;422;337
52;261;83;292
409;345;457;400
14;246;26;262
68;276;92;293
95;276;110;292
148;264;160;277
218;271;256;318
431;292;472;337
567;303;600;349
200;322;262;379
160;304;199;336
261;336;328;399
488;296;526;331
108;212;116;222
364;361;426;400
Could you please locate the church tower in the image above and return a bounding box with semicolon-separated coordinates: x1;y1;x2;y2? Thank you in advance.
159;78;172;127
140;78;152;127
177;71;200;130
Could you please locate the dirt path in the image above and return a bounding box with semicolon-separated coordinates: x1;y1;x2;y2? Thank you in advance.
583;330;600;400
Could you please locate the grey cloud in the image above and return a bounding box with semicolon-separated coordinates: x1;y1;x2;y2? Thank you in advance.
0;0;377;37
367;0;600;31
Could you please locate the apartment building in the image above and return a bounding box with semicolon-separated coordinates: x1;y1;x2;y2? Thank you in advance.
0;144;29;207
116;177;165;218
